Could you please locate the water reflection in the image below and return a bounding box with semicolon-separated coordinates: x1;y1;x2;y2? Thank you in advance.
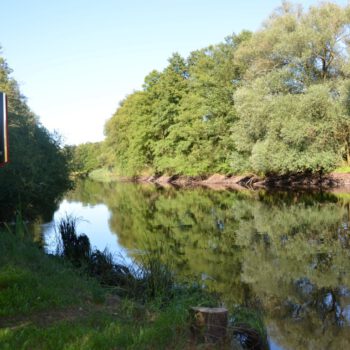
43;199;131;264
46;180;350;349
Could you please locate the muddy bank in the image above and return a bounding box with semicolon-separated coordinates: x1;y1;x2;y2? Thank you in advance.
117;173;350;191
136;174;246;188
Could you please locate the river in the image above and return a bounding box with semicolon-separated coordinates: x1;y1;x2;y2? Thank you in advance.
42;179;350;350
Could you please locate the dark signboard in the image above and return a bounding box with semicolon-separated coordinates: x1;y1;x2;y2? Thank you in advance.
0;92;8;165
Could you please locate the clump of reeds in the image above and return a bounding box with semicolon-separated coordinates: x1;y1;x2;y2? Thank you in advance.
57;215;132;288
56;215;176;301
58;215;91;265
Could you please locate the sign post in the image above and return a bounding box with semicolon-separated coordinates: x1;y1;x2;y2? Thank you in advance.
0;92;8;165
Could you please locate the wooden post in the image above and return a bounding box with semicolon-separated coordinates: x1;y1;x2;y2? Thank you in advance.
190;307;228;343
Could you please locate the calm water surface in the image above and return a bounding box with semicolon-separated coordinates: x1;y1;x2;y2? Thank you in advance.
43;179;350;350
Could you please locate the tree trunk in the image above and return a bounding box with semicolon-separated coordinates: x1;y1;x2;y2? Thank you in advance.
190;306;228;343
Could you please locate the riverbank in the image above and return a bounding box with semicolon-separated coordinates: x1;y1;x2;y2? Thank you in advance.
89;168;350;190
0;230;205;349
0;228;266;349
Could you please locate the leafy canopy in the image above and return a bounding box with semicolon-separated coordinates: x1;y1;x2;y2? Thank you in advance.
101;2;350;177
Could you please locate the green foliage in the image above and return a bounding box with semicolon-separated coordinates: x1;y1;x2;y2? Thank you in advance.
0;222;222;349
104;36;248;176
232;2;350;175
0;51;71;221
333;165;350;173
99;2;350;177
68;142;105;176
88;167;120;182
0;228;218;349
104;90;155;176
234;81;342;174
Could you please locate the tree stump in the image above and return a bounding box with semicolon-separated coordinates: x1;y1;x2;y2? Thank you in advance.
190;307;228;344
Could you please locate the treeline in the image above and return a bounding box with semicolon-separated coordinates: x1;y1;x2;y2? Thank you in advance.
0;51;71;221
66;142;104;177
77;2;350;177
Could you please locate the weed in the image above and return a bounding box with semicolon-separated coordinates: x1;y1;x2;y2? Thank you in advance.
58;215;91;265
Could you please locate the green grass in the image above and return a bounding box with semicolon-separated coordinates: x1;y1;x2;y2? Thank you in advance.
0;231;105;317
88;168;120;182
0;299;194;350
333;165;350;173
0;230;220;349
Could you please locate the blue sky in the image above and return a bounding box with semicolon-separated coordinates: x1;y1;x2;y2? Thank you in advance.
0;0;348;144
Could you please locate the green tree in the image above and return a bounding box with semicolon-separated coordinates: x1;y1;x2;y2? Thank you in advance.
231;2;350;174
104;54;189;176
233;77;343;174
163;33;251;175
104;90;154;176
146;53;189;174
70;142;105;176
103;37;250;176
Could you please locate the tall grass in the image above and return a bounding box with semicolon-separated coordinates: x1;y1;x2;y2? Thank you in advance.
3;208;29;240
56;216;178;302
56;215;222;313
58;215;91;265
57;216;132;289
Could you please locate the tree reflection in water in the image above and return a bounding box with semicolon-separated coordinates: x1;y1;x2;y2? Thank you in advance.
66;180;350;349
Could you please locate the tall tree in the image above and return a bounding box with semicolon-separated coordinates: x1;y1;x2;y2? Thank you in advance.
162;33;251;175
231;2;350;175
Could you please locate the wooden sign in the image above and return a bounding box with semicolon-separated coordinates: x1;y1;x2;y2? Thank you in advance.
0;92;8;165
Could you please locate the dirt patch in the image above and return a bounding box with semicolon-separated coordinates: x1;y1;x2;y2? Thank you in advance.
330;173;350;185
203;174;227;184
154;175;173;184
0;295;121;329
137;175;155;183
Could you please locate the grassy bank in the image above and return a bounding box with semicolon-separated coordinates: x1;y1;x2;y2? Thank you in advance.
0;230;218;349
333;165;350;173
0;289;203;349
0;213;268;349
89;168;121;183
0;230;105;318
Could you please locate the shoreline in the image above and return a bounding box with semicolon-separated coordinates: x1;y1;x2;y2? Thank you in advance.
101;172;350;192
87;166;350;191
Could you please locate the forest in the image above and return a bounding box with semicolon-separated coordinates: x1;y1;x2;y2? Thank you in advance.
2;1;350;217
74;2;350;178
